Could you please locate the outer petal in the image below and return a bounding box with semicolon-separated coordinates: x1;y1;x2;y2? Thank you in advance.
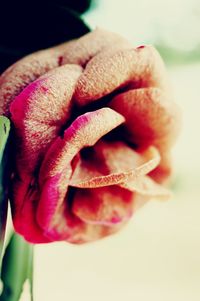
36;108;125;240
12;177;124;244
109;87;181;182
61;27;132;66
110;87;180;151
75;45;170;106
11;178;51;243
10;64;82;243
0;28;130;115
0;46;61;115
10;64;82;175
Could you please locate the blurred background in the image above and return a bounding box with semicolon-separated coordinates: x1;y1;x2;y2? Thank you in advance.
9;0;199;300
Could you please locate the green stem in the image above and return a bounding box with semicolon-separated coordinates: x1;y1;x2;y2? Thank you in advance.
0;116;10;269
0;233;34;301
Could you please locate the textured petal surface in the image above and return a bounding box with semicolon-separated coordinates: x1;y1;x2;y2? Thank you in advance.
11;178;51;243
0;28;130;115
10;64;82;175
110;87;180;151
36;108;125;240
72;186;134;226
75;45;170;106
10;64;82;242
0;47;61;115
110;87;181;183
121;176;171;200
61;27;132;66
70;141;160;188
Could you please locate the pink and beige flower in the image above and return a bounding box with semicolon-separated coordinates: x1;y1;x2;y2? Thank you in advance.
0;29;180;244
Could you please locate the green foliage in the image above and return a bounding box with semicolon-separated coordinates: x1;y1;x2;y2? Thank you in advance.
0;116;10;269
0;117;33;301
0;234;33;301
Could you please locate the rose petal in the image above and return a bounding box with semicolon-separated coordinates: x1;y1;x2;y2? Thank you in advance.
75;45;170;106
61;27;132;66
36;108;125;239
10;64;82;242
109;87;181;151
121;176;171;200
149;152;173;183
0;46;62;115
58;211;126;244
69;140;169;227
70;141;160;188
11;176;51;243
72;186;134;226
12;175;121;244
0;28;130;115
10;64;82;175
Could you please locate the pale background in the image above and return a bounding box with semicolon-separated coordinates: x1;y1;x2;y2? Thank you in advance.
23;1;200;300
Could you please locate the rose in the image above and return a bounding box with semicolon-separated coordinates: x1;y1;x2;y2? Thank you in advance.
0;29;180;244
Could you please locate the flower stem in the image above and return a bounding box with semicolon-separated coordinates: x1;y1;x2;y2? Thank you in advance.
0;233;34;301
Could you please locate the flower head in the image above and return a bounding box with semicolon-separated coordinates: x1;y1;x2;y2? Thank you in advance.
0;29;180;244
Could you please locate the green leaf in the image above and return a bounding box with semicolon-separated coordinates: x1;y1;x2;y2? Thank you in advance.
0;119;33;301
0;233;34;301
0;116;10;268
0;116;10;166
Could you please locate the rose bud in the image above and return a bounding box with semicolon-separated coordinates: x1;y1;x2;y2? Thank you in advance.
0;29;180;244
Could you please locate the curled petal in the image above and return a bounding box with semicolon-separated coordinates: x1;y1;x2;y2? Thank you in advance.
37;108;125;238
70;141;160;188
75;45;170;106
39;108;125;181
